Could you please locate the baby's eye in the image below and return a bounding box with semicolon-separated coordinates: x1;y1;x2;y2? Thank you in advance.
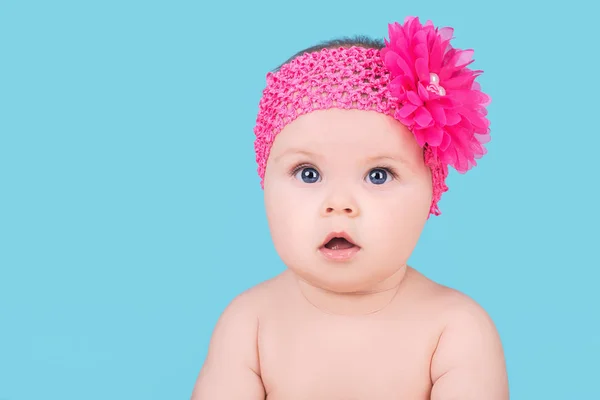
367;168;391;185
295;166;321;183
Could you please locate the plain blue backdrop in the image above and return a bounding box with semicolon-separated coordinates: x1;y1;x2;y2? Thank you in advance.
1;0;598;399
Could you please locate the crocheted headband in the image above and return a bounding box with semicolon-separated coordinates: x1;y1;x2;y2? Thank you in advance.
253;16;491;216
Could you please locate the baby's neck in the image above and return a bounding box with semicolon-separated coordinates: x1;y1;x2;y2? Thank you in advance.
292;266;408;316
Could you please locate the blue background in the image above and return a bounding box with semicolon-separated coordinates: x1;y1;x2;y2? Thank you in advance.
1;0;598;399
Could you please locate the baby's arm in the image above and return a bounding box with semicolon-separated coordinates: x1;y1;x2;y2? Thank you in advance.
190;292;265;400
430;294;509;400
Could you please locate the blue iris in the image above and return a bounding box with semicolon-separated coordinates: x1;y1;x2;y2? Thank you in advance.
368;168;388;185
298;167;320;183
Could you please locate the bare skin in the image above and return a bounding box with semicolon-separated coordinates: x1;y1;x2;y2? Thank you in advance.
191;109;509;399
192;267;508;399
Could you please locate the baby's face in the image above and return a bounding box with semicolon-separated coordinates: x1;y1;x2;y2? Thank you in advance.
263;109;432;293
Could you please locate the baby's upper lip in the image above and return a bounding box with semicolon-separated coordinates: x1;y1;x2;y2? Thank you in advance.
320;231;359;248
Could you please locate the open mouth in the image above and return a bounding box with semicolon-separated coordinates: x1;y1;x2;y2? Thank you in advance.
323;237;356;250
319;232;360;261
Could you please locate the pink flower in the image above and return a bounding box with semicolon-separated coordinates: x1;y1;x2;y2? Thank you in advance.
380;16;491;173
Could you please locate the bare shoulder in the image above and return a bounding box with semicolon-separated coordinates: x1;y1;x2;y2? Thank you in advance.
404;267;501;322
190;275;284;399
237;270;293;314
203;272;288;344
407;268;509;399
227;273;284;311
216;270;290;316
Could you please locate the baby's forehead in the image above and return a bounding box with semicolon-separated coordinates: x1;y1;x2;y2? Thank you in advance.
273;109;419;155
285;108;392;129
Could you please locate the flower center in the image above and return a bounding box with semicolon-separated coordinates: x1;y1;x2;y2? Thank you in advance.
426;73;446;96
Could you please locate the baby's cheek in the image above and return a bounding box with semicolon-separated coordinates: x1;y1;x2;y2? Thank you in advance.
375;211;409;241
267;198;313;252
372;204;423;249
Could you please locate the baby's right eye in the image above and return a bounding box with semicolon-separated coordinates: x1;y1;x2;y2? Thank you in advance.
294;166;320;183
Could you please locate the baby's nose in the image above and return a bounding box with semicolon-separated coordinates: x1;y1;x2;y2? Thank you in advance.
322;197;359;217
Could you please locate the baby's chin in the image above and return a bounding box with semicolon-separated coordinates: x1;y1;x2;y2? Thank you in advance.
288;262;400;294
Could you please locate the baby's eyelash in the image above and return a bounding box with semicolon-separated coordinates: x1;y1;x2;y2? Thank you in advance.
288;163;399;179
370;164;399;179
288;162;316;177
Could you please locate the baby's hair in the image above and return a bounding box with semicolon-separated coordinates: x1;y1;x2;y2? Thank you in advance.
273;35;385;72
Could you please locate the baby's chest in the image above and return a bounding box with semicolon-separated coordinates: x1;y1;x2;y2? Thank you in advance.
258;318;437;400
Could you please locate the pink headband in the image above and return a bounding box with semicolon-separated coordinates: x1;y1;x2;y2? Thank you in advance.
253;16;491;216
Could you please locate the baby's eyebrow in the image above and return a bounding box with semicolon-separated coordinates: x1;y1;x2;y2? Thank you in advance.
273;148;322;162
365;154;412;167
274;150;413;167
366;155;400;162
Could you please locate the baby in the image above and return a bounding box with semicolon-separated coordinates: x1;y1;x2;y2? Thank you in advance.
191;16;509;400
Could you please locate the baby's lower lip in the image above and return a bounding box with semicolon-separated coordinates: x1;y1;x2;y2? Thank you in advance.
318;245;360;262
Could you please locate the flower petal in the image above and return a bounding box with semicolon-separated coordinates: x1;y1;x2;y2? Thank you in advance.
414;44;429;64
443;72;477;90
389;76;407;99
439;130;452;151
425;126;444;146
452;49;474;68
414;106;433;127
384;51;414;81
475;132;491;145
415;57;429;82
381;50;402;76
440;147;457;166
417;82;430;101
428;101;447;126
412;128;428;146
438;27;454;41
460;107;488;131
445;109;461;125
407;90;423;106
397;103;418;118
429;43;444;71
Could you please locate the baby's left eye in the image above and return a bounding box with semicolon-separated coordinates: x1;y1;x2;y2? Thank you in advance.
367;168;391;185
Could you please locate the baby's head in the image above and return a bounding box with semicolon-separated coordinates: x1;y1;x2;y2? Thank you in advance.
253;17;491;293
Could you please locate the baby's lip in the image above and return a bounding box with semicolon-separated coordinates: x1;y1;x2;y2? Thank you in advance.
320;231;359;248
